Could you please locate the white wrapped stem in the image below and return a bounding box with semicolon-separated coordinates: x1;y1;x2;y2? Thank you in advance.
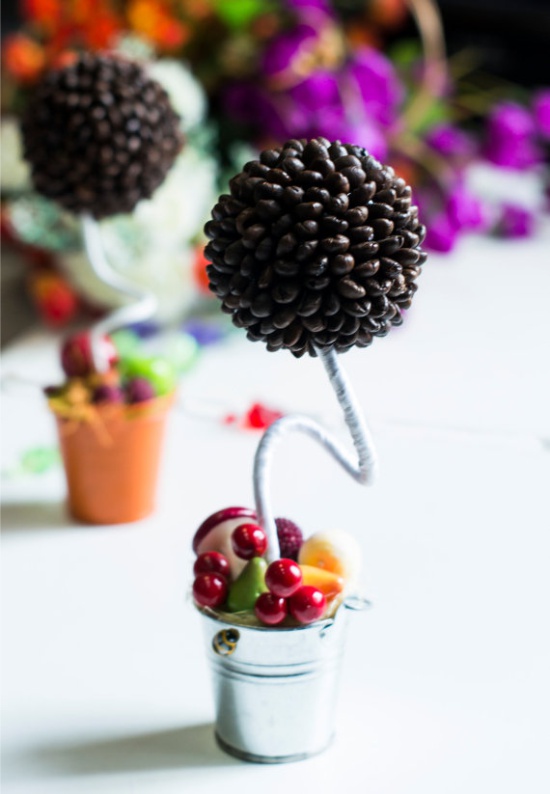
254;346;378;563
81;213;157;371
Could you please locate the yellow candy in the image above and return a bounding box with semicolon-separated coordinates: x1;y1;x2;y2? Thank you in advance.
298;529;362;585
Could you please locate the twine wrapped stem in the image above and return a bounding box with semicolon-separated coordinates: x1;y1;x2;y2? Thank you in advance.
254;346;377;562
81;213;157;372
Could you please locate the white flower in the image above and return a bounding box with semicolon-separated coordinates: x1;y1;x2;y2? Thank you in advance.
0;117;31;193
148;59;207;132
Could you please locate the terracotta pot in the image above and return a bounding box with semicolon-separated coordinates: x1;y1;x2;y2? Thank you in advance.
52;394;174;524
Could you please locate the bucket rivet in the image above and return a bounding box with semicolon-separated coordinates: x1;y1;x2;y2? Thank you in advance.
213;628;240;656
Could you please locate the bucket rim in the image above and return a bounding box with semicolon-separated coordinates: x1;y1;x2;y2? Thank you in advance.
196;605;335;633
196;595;370;633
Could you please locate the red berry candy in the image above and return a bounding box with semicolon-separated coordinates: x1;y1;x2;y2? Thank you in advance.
231;523;267;560
61;332;117;377
275;517;303;560
126;377;156;404
193;551;230;579
193;573;228;609
92;384;124;404
255;592;288;626
265;558;303;598
288;586;326;624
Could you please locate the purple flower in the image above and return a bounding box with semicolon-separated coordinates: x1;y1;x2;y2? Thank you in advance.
484;101;541;170
288;71;341;111
347;48;404;128
288;73;389;158
286;0;333;16
446;182;487;232
261;23;318;78
223;83;290;141
322;111;388;159
495;203;536;239
426;124;477;161
533;90;550;140
416;177;486;253
424;213;459;253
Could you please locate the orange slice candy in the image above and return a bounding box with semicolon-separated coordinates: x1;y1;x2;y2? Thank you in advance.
299;564;345;601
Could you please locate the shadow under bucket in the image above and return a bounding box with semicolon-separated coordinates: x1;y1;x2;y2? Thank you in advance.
198;597;369;763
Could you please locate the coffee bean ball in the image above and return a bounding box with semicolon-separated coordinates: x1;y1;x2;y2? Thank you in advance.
205;138;427;356
21;53;184;219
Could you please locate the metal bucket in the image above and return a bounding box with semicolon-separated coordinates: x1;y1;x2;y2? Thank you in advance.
198;598;368;763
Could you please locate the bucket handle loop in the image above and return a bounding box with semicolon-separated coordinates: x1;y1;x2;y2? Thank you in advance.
319;596;372;638
212;628;240;656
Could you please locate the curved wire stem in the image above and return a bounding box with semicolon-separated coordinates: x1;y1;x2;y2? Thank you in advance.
253;346;378;563
81;213;157;371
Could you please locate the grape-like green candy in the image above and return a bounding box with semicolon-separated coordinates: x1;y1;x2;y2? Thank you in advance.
226;557;268;613
164;333;199;375
123;356;176;396
110;329;140;361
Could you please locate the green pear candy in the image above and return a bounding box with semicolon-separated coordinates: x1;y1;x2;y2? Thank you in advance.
226;557;268;613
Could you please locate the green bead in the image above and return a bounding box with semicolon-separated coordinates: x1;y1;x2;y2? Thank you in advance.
123;356;176;396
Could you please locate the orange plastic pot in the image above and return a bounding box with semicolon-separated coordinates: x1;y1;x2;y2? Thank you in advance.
52;393;174;525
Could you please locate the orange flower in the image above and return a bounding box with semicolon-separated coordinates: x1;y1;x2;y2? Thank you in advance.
83;10;122;49
127;0;189;51
3;33;46;82
370;0;408;30
178;0;212;20
28;271;79;328
50;49;79;70
21;0;63;32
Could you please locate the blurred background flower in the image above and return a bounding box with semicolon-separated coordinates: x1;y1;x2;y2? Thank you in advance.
1;0;549;330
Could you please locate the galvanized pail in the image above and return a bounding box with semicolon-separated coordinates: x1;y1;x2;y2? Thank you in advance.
198;598;368;763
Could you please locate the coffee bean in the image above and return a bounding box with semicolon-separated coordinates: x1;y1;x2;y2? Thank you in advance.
321;235;350;254
272;280;300;303
337;278;367;299
330;253;355;275
295;201;323;220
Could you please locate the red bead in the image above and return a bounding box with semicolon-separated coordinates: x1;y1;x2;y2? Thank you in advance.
288;586;326;624
192;573;228;609
231;523;268;560
193;551;230;579
255;592;288;626
265;558;303;598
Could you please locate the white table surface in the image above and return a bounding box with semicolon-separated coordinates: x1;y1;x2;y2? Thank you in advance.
2;219;550;793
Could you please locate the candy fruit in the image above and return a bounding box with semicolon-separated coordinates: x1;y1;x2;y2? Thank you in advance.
227;557;268;612
255;593;288;626
275;517;303;560
193;507;257;578
288;586;327;624
193;551;230;579
123;356;176;396
298;529;362;585
92;384;124;404
231;523;267;560
265;559;303;598
61;332;117;377
193;573;228;609
299;564;345;601
126;377;156;404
